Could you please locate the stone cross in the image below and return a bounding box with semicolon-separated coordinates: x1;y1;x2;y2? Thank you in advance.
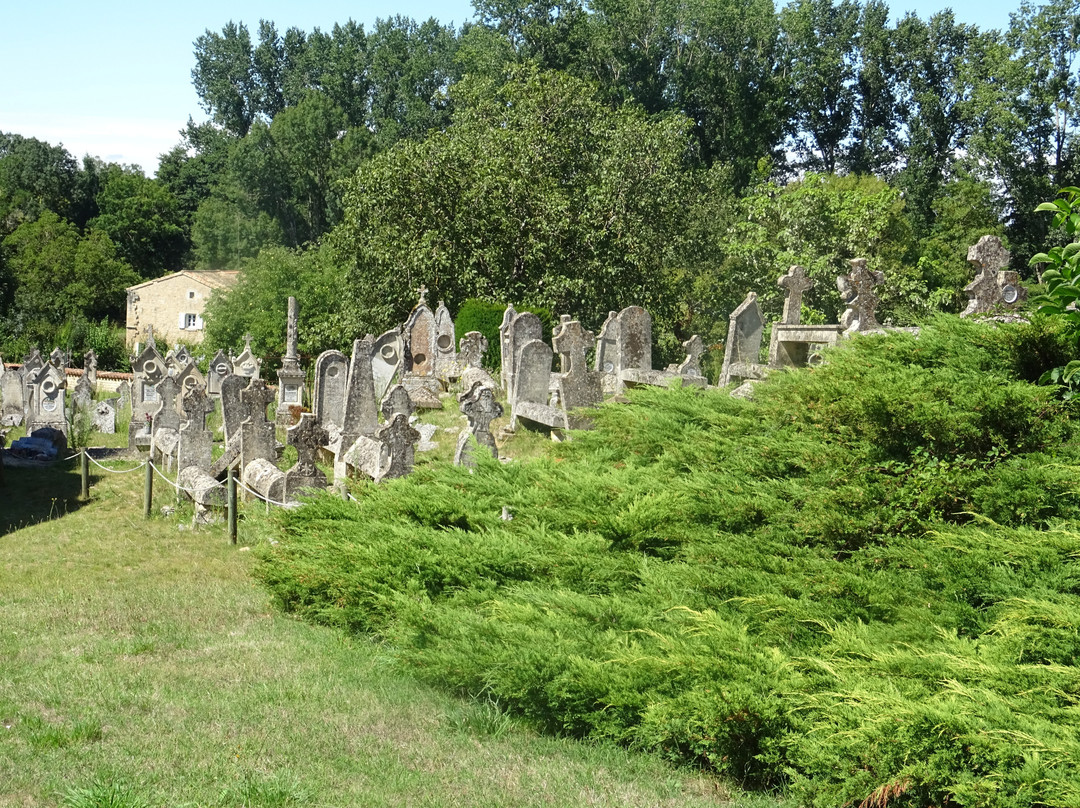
416;285;428;306
455;382;503;466
84;350;98;388
287;413;329;479
458;331;488;369
962;235;1024;317
145;324;158;350
552;317;595;377
240;378;275;424
838;259;885;333
778;265;814;325
49;347;70;370
243;333;253;352
181;384;215;431
377;413;420;479
677;335;705;377
153;376;182;433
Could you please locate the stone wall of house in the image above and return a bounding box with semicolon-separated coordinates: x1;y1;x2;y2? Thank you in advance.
126;272;236;347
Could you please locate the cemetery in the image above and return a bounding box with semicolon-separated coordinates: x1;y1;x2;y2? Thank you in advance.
2;235;1078;807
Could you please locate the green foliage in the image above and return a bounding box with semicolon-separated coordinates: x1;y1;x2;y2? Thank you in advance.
334;67;696;338
1030;187;1080;392
255;317;1080;804
61;780;150;808
453;298;554;370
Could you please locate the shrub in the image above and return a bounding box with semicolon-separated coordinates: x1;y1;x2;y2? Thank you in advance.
454;299;553;371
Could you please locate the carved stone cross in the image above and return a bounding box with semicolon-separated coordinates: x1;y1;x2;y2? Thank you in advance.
967;235;1010;273
838;258;885;333
456;382;503;465
242;333;254;352
417;284;428;306
778;265;814;325
240;378;275;423
552;317;595;377
287;412;329;477
181;383;215;430
153;375;182;432
377;412;421;479
458;331;488;369
677;335;705;377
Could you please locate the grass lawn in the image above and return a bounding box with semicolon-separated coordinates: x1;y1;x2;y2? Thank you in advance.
0;455;763;807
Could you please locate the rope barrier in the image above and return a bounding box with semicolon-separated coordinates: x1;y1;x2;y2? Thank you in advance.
86;454;148;474
236;477;291;508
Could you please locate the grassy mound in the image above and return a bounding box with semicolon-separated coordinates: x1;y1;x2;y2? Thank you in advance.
254;316;1080;807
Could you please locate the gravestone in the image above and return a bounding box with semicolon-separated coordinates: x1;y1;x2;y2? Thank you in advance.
371;328;404;401
313;350;349;431
838;259;885;334
380;384;415;422
341;337;378;444
376;413;421;480
455;381;503;467
116;380;132;414
219;373;249;447
961;235;1027;317
207;350;232;397
551;318;602;426
510;338;565;430
239;379;277;476
25;363;68;437
84;350;98;389
769;266;844;369
150;376;182;467
676;335;706;378
284;413;329;501
593;311;618;374
1;368;24;426
232;334;262;380
277;296;305;426
719;293;767;388
178;383;215;473
499;309;543;401
49;347;70;371
21;349;43;406
72;373;93;409
131;340;166;421
404;294;437;377
433;300;457;379
92;400;116;434
615;306;652;376
458;331;487;370
778;265;814;325
175;361;204;398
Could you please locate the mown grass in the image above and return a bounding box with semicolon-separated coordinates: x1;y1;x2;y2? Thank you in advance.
253;315;1080;808
0;457;764;806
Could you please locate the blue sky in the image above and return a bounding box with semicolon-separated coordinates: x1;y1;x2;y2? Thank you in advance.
1;0;1020;176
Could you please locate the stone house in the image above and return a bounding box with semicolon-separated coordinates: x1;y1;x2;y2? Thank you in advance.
125;270;239;347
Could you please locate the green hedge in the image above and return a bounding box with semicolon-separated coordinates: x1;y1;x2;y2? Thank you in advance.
454;299;554;371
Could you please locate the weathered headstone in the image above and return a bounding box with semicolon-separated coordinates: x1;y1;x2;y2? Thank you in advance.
72;373;94;409
615;306;652;376
131;340;166;421
458;331;487;370
433;300;458;380
116;380;132;414
838;259;885;334
284;413;329;501
84;350;98;388
178;383;216;475
341;337;378;444
150;376;182;467
778;265;814;325
370;328;404;401
552;317;602;426
21;349;43;406
676;335;706;378
207;350;232;397
91;400;116;434
455;381;503;467
593;311;618;374
239;379;277;476
404;295;437;377
277;296;306;426
25;363;68;437
719;293;767;388
1;367;24;427
219;373;248;447
380;384;415;422
499;309;543;401
49;347;70;371
961;235;1027;317
313;350;349;431
232;334;262;380
377;413;421;480
175;361;204;398
510;338;565;430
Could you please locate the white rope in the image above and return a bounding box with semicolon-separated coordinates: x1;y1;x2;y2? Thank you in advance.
86;453;148;474
148;460;181;491
236;477;291;508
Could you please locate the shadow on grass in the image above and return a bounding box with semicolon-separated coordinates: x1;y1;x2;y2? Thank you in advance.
0;455;88;534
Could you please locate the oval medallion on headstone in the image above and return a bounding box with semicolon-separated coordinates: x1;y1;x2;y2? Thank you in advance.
437;334;452;350
1002;285;1019;304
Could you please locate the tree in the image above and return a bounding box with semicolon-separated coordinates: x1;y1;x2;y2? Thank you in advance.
334;68;697;339
0;133;81;235
192;21;262;137
2;212;138;345
90;165;189;277
780;0;861;173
